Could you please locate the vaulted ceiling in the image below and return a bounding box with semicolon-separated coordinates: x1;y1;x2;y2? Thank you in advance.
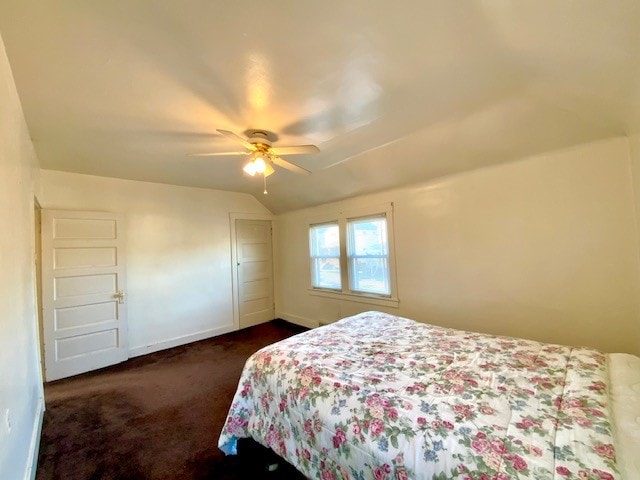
1;1;639;213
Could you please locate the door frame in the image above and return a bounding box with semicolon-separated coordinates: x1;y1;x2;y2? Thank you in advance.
33;197;45;379
229;212;273;330
29;197;45;480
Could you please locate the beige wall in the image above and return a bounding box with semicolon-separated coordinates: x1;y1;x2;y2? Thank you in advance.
39;170;271;356
0;33;43;479
275;137;640;355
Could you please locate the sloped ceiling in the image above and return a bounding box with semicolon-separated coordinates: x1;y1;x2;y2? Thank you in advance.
0;1;639;213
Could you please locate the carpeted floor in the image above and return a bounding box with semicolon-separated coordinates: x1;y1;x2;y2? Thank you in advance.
36;320;309;480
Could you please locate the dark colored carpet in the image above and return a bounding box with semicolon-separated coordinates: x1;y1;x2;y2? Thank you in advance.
36;320;309;480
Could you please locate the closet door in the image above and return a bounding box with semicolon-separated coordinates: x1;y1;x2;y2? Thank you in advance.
236;219;274;329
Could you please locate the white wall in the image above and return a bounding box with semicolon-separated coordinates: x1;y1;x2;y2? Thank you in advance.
39;170;271;356
0;33;43;480
275;137;640;356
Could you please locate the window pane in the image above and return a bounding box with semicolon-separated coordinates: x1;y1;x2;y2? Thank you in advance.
347;216;390;295
350;258;390;295
310;223;340;257
310;223;341;289
348;217;388;256
311;257;342;289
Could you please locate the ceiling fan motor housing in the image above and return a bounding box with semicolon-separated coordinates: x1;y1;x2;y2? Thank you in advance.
245;129;276;148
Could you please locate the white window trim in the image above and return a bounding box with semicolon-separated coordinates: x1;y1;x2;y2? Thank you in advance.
307;202;399;308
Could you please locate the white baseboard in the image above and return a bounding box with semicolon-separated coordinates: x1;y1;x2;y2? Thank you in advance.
24;396;45;480
276;312;319;329
128;324;237;358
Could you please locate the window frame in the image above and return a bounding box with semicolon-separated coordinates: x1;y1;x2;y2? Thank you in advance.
307;203;399;308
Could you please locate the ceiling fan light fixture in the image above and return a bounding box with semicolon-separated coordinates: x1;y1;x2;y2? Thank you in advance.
253;156;267;173
264;162;275;177
243;160;257;176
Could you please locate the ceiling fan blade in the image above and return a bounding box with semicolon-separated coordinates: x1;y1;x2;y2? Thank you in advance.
187;151;250;157
271;156;311;175
269;145;319;156
216;129;256;150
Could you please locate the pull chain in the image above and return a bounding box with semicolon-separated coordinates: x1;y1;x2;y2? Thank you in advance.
263;175;268;195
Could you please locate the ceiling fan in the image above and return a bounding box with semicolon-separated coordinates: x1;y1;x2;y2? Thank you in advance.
190;129;319;185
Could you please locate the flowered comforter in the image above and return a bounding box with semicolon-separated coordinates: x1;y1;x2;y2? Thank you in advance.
219;311;619;479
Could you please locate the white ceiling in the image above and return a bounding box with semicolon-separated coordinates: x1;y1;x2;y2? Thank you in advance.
1;1;639;213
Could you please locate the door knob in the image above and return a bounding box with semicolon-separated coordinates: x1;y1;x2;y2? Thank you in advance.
114;290;125;304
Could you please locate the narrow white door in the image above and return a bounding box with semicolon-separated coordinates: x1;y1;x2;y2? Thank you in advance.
41;210;128;381
236;219;274;329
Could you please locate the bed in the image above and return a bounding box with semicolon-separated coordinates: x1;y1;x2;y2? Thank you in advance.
219;311;640;479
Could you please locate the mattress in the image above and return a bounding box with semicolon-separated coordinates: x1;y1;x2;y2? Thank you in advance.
609;353;640;479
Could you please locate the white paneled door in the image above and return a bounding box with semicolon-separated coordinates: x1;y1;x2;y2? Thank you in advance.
41;210;128;381
236;219;274;329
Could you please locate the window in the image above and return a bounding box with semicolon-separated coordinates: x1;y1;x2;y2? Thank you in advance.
347;216;390;295
309;223;341;290
308;203;398;307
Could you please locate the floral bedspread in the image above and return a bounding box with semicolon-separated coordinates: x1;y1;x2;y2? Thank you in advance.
219;311;619;479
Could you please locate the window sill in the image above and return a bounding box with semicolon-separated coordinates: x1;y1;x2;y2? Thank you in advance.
308;288;399;308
